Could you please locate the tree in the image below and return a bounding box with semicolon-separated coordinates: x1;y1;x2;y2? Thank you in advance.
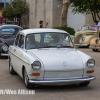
2;0;29;26
58;0;70;27
60;0;70;27
2;4;14;21
70;0;100;24
11;0;28;18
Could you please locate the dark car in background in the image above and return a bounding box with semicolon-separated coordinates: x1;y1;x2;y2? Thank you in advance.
0;25;23;58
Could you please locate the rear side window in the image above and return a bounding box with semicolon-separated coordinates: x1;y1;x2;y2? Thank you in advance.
18;34;24;48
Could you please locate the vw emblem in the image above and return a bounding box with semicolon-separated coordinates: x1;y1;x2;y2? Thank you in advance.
63;62;67;66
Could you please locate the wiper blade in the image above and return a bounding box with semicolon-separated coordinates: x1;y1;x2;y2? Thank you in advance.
61;46;73;48
42;46;56;48
56;44;72;48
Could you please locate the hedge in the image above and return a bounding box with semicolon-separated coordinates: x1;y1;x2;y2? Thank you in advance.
53;27;75;35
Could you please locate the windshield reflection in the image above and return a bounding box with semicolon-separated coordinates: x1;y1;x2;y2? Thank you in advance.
81;25;97;31
25;32;74;49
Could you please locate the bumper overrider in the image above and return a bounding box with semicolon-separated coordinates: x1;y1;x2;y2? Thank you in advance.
90;46;100;49
28;76;95;84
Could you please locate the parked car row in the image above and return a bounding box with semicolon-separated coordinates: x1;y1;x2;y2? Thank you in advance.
71;25;100;52
0;25;23;58
0;25;96;89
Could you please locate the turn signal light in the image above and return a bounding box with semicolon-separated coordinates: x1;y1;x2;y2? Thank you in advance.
31;73;40;76
3;42;6;44
87;70;94;73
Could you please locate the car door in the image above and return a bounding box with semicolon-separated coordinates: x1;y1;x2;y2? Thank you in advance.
14;34;25;76
11;33;20;72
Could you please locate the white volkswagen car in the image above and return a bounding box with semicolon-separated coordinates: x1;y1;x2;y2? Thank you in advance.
9;29;95;89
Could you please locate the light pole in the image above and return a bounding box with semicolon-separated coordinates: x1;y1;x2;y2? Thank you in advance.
4;0;6;24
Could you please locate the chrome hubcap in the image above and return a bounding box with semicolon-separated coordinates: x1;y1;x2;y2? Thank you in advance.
10;60;13;72
24;69;28;85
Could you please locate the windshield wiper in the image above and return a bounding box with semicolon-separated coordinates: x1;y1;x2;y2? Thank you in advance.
42;46;56;48
61;45;73;48
56;44;72;48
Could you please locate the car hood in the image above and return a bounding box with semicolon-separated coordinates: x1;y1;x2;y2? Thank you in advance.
0;35;15;45
28;48;85;71
75;30;97;35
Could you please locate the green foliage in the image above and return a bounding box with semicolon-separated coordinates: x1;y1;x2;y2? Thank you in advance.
70;0;100;24
23;27;29;29
11;0;29;18
2;4;14;20
53;27;75;35
2;0;28;19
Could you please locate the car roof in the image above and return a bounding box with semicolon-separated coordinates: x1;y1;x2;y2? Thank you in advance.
21;28;68;35
0;25;23;29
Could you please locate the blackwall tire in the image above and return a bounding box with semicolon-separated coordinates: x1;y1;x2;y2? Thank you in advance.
92;49;98;52
79;81;90;86
9;57;17;75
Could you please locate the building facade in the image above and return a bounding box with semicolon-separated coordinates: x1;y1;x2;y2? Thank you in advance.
0;0;10;10
67;7;85;32
26;0;63;28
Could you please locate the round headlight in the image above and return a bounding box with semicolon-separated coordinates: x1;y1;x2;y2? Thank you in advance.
32;61;41;70
2;45;8;52
81;36;85;41
87;59;95;68
95;38;99;44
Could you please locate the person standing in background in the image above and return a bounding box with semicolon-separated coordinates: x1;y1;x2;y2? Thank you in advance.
39;20;48;28
39;20;48;43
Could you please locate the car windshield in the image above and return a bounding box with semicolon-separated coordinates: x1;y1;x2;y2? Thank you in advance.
0;28;22;36
81;25;96;31
25;32;74;49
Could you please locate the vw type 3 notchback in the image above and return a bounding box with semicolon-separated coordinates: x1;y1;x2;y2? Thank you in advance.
9;29;95;89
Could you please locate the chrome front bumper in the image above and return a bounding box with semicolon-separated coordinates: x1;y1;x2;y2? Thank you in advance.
89;46;100;49
28;76;95;84
75;44;88;46
1;53;9;56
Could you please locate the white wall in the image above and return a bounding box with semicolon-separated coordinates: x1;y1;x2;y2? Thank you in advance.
0;0;11;3
67;7;85;32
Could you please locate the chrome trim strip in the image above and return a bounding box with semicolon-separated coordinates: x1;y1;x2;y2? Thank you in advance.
75;44;88;46
28;76;95;84
1;53;9;56
89;46;100;49
9;51;30;65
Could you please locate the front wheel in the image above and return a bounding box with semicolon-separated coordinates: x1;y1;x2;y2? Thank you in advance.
92;49;98;52
23;68;35;89
79;81;90;86
0;53;2;59
9;57;17;75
